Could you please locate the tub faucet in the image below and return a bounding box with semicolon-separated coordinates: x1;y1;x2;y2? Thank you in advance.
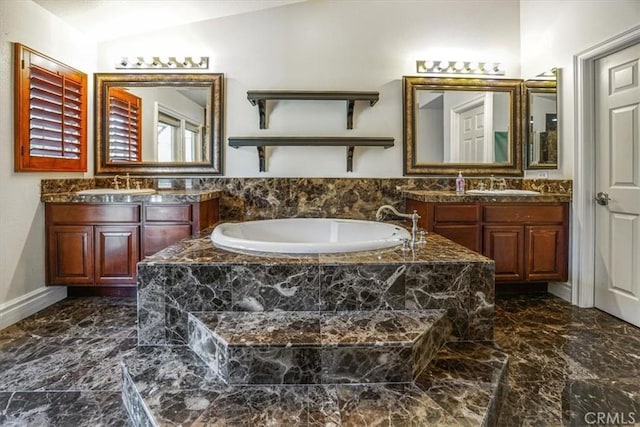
375;205;421;246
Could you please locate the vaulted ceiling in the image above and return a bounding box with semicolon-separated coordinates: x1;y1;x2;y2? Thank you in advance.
33;0;307;42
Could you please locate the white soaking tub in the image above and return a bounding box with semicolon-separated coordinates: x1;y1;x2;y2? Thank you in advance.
211;218;411;254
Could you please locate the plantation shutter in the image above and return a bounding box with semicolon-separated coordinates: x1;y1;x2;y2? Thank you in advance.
107;88;142;162
14;43;87;172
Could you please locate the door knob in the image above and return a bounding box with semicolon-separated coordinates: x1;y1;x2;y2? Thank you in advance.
595;192;610;206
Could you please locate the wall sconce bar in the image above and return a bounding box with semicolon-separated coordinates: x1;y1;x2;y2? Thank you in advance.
115;56;209;69
416;60;505;76
536;68;557;78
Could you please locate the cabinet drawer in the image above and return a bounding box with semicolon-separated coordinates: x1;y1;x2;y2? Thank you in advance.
145;204;192;223
143;224;193;257
483;204;565;224
434;204;480;223
48;204;140;224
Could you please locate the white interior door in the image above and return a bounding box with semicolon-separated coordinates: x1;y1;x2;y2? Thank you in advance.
460;104;485;162
594;42;640;327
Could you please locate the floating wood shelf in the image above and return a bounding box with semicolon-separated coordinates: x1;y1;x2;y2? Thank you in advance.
228;136;394;172
246;91;380;129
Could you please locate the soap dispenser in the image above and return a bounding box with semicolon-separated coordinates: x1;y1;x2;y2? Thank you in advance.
456;171;465;195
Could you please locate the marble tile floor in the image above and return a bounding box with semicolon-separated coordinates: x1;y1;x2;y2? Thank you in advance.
0;294;638;426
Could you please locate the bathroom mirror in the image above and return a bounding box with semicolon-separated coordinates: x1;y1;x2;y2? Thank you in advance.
403;76;523;176
95;73;224;175
523;78;557;169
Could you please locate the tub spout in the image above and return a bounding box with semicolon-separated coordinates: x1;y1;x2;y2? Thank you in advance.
375;205;421;247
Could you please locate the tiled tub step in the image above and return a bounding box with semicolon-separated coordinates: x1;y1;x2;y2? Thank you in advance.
121;341;509;426
187;309;452;385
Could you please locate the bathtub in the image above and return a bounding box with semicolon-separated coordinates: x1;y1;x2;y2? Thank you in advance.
211;218;411;254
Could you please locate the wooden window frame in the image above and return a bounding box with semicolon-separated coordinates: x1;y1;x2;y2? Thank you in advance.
14;43;88;172
107;87;142;163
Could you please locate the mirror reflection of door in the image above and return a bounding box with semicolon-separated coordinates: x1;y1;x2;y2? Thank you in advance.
452;93;492;163
107;88;142;163
416;89;510;164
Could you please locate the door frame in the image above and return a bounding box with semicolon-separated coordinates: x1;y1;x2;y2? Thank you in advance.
573;25;640;307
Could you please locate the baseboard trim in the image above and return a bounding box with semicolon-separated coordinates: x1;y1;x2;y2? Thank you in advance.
548;282;572;303
0;286;67;330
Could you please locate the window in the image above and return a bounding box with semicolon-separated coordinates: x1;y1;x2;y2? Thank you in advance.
14;43;87;172
107;88;142;163
155;105;203;162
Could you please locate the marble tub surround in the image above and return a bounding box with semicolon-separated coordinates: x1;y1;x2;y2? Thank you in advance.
41;177;572;222
187;309;451;385
121;338;509;426
138;232;494;345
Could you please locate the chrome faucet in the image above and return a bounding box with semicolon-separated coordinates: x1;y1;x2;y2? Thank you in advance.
488;175;507;191
376;205;421;247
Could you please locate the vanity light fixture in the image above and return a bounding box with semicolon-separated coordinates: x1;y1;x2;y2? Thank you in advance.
416;60;505;76
115;56;209;69
536;68;557;78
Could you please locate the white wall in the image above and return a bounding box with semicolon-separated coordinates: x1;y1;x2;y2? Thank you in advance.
0;1;96;308
98;0;522;177
520;0;640;179
2;0;637;316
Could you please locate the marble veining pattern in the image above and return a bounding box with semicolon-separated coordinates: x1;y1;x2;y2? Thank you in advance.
3;295;638;425
41;177;572;222
186;310;450;385
139;232;494;345
402;190;572;203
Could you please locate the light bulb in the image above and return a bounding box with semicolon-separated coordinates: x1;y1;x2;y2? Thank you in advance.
439;61;449;70
454;61;464;71
192;56;202;66
468;62;478;72
425;60;434;70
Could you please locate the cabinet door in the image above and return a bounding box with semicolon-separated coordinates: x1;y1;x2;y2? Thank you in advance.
434;225;482;252
483;225;524;282
525;225;567;281
94;226;139;285
47;225;94;285
143;225;192;257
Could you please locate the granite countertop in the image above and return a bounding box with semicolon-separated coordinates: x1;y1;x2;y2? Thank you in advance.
141;228;492;266
402;190;572;203
40;189;222;204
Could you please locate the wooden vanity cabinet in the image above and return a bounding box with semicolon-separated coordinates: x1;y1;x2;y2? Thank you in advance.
406;200;482;252
45;198;219;295
46;204;140;287
142;198;219;257
406;199;568;284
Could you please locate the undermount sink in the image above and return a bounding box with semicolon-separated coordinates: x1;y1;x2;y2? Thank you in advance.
466;189;541;196
76;188;156;195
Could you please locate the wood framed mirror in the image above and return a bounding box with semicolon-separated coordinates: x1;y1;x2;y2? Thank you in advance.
523;78;558;169
95;73;224;175
403;76;523;176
